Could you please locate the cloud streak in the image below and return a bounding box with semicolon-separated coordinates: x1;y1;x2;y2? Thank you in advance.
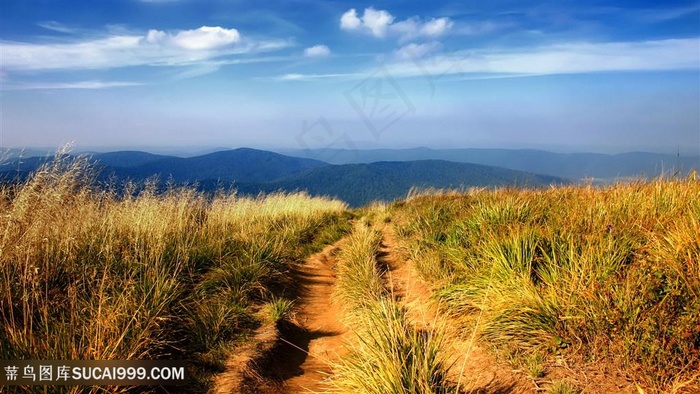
2;80;143;90
277;72;360;81
279;38;700;81
1;26;291;71
37;21;78;34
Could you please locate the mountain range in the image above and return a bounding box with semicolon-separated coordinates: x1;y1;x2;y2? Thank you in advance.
0;148;565;207
3;146;697;206
275;148;699;181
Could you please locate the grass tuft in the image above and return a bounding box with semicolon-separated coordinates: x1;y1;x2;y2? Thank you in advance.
329;221;457;394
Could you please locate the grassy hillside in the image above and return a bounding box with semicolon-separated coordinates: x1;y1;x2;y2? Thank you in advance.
0;156;350;393
1;153;697;393
389;176;700;391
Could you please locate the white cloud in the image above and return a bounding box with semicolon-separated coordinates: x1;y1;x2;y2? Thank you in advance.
340;7;452;40
390;17;453;42
420;18;452;37
144;29;167;44
395;42;440;60
169;26;240;50
0;26;289;71
143;26;240;50
340;9;361;30
389;18;420;40
362;7;394;38
303;44;330;57
280;73;305;81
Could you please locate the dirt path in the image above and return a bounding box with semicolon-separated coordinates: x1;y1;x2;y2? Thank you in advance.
376;224;536;394
215;218;642;393
213;243;347;394
276;243;347;393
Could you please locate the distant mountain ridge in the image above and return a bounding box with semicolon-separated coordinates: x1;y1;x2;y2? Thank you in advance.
105;148;328;184
230;160;563;206
0;147;565;207
91;151;169;168
275;148;700;181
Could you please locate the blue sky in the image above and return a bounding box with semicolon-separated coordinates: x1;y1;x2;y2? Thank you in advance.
1;0;699;154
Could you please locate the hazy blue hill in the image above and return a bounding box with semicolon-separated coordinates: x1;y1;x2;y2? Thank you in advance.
113;148;328;183
0;156;53;175
276;148;699;181
0;148;329;184
92;151;170;168
0;148;55;161
0;151;167;174
229;160;566;207
1;148;566;206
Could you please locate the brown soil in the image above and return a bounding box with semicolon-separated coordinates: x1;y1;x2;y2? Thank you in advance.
212;322;279;394
213;242;348;394
276;243;347;393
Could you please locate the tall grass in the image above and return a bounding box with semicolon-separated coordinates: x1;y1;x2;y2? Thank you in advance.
330;221;456;394
393;178;700;392
335;223;385;308
331;299;454;394
0;154;347;393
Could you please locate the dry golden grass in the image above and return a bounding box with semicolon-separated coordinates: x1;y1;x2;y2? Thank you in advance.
329;221;457;394
392;176;700;392
4;150;697;393
0;154;347;393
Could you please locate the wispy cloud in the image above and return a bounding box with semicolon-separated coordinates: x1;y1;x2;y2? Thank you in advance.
435;38;700;75
452;20;510;36
277;72;359;81
276;38;700;81
2;80;143;90
1;26;292;72
171;55;291;80
395;42;441;60
37;21;79;34
590;4;700;24
640;4;700;22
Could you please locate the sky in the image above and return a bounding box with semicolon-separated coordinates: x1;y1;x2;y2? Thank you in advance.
0;0;699;154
